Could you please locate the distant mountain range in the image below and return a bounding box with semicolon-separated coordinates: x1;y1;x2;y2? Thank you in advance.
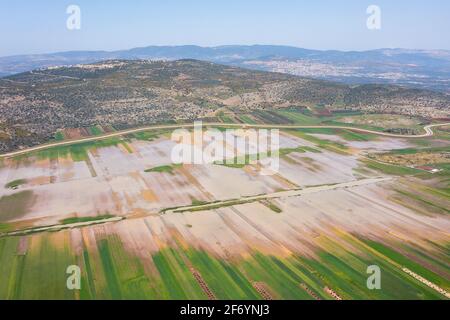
1;45;450;92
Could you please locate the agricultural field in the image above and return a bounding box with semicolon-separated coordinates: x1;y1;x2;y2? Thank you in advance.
335;114;425;130
0;118;449;300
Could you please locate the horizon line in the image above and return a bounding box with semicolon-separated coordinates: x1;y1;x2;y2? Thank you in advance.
1;44;449;59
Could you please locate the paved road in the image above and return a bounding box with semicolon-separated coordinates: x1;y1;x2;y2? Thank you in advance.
1;122;449;159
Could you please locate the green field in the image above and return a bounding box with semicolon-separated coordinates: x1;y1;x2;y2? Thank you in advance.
60;214;116;225
362;159;423;176
0;191;35;222
144;164;182;174
0;230;447;300
5;179;27;189
53;131;65;141
88;126;104;136
127;130;164;141
286;130;349;154
238;114;258;124
13;137;133;162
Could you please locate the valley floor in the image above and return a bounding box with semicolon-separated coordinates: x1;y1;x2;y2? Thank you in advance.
0;120;449;300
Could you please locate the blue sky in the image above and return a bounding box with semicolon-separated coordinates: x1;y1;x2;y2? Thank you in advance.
0;0;448;56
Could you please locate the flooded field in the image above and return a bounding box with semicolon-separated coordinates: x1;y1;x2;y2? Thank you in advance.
0;127;449;300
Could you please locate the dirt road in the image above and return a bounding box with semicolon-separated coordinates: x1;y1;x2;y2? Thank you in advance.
0;177;390;237
165;177;391;214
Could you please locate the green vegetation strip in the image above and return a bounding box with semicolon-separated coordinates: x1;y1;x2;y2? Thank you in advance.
5;179;27;189
167;199;253;213
0;230;447;299
0;216;124;238
60;214;116;225
14;137;132;162
394;189;450;214
262;201;282;213
362;159;422;176
0;191;35;222
286;130;349;154
144;164;182;174
385;146;450;155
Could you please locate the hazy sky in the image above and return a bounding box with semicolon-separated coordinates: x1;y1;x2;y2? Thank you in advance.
0;0;449;57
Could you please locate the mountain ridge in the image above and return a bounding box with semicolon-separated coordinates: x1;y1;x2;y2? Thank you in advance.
1;45;449;92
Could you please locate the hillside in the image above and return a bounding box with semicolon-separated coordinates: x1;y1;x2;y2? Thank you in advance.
0;59;449;152
1;45;450;92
